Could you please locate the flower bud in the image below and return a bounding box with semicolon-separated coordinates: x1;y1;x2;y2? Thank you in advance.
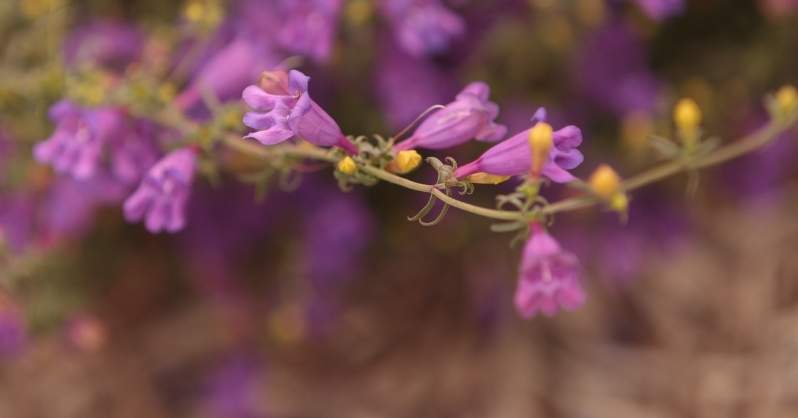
589;164;628;214
337;156;357;174
775;85;798;116
528;122;553;176
674;98;701;131
674;98;701;149
465;172;510;184
588;164;622;199
388;150;422;174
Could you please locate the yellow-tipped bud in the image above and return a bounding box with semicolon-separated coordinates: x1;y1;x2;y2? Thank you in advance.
466;173;511;184
528;122;554;175
674;98;701;132
389;150;422;174
589;164;622;200
337;156;357;175
775;85;798;116
610;192;628;213
589;164;629;214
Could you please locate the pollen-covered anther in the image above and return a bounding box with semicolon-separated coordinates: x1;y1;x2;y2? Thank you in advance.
674;98;702;149
466;172;510;184
528;122;553;176
388;150;422;174
337;156;357;174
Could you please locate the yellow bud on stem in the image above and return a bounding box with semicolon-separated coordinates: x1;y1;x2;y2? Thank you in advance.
588;164;621;200
337;156;357;175
674;98;702;150
775;85;798;117
389;150;422;174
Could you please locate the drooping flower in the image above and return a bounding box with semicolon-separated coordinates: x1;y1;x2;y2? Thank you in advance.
380;0;465;57
515;226;585;318
454;108;584;183
242;69;358;154
34;100;124;180
393;81;507;151
123;148;197;233
175;36;279;113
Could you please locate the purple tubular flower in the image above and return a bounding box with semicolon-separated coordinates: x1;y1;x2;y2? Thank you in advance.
454;108;584;183
393;81;507;151
242;69;358;154
515;227;585;318
123;148;197;233
381;0;465;57
34;101;123;180
175;37;279;113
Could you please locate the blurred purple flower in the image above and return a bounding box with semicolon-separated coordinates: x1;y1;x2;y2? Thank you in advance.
274;0;342;62
205;355;264;418
381;0;465;57
0;193;35;253
393;81;506;151
634;0;684;20
109;120;160;186
454;108;584;183
175;36;280;113
242;69;358;154
34;100;124;180
374;35;456;130
124;148;197;233
63;20;143;69
0;296;26;360
515;226;585;318
575;23;660;117
41;175;126;241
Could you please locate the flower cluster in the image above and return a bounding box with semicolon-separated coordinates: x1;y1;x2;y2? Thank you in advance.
19;0;798;325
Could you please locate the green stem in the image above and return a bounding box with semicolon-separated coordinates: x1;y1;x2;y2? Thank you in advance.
217;110;798;222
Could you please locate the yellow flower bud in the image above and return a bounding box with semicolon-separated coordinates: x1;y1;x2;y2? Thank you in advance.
674;98;701;132
389;150;422;174
609;192;628;213
588;164;622;200
528;122;553;176
465;173;510;184
775;85;797;116
337;156;357;175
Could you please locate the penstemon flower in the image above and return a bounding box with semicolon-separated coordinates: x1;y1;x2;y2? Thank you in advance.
393;82;507;151
123;147;197;233
34;100;124;180
454;108;584;183
242;69;358;154
381;0;465;57
515;225;585;318
175;36;279;112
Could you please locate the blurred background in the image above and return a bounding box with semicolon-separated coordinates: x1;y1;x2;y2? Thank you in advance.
1;0;798;417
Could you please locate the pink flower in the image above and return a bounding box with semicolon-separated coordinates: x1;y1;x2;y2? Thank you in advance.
393;81;506;151
514;226;585;318
454;108;583;183
242;69;358;154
